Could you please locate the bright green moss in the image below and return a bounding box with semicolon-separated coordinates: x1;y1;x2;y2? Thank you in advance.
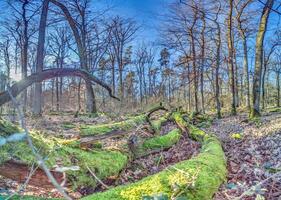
133;129;181;157
62;122;76;129
0;119;128;189
0;118;21;137
150;117;168;133
49;148;128;189
142;129;181;150
80;115;147;136
172;112;206;142
0;195;61;200
82;133;226;200
230;133;243;140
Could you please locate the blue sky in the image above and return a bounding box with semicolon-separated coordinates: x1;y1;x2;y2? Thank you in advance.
96;0;172;43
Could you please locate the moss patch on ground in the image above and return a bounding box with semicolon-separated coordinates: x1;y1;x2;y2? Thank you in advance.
82;113;226;200
0;119;128;190
80;115;147;136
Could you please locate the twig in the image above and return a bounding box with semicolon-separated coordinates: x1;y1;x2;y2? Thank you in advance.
6;87;72;200
86;165;109;189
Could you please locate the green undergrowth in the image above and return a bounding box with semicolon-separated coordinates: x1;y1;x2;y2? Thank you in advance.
0;119;128;190
83;112;226;200
133;128;182;157
80;115;147;136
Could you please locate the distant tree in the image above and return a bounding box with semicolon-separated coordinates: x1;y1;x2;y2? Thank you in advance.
107;16;138;102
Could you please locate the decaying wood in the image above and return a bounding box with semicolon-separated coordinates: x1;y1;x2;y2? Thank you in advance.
0;68;119;107
80;129;128;146
0;160;65;188
145;104;169;133
80;105;169;146
146;104;168;119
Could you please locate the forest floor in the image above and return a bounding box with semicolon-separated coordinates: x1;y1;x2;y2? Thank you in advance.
1;111;281;199
209;112;281;200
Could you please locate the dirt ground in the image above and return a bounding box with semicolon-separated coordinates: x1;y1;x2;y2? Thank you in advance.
208;113;281;200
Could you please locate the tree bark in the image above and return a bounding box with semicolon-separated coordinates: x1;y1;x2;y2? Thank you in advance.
227;0;237;115
215;19;222;119
0;68;119;107
277;70;280;107
251;0;273;118
200;15;206;113
21;0;29;111
50;0;96;113
32;0;49;115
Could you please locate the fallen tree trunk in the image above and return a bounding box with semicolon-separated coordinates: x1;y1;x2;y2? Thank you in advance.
0;160;64;188
82;113;226;200
0;68;119;106
80;129;128;147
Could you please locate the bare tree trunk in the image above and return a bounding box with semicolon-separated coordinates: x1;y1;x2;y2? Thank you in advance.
56;77;59;111
242;38;250;110
215;19;222;118
251;0;273;118
234;50;239;107
227;0;237;115
51;79;54;109
77;78;81;111
277;70;280;107
32;0;49;116
200;15;206;113
50;0;96;113
261;53;267;110
21;0;29;112
191;33;198;113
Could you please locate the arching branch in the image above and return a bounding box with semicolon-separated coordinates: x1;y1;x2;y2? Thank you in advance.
0;68;120;106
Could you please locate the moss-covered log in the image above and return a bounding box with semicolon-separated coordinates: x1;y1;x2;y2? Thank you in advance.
80;115;147;136
82;113;226;200
0;118;128;189
131;128;181;158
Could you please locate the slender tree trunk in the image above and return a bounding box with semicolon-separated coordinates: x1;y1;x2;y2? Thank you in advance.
242;38;250;110
191;33;198;113
21;0;29;112
55;77;59;111
51;79;54;109
251;0;273;118
215;20;222;119
200;16;206;113
227;0;237;115
111;56;115;95
233;41;239;107
277;71;280;107
261;55;267;110
33;0;49;115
